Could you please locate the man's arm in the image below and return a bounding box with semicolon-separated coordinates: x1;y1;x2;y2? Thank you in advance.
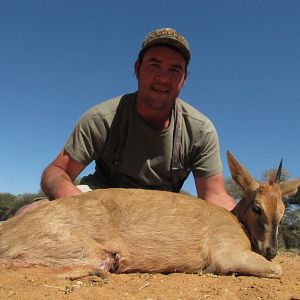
41;149;86;199
194;173;236;211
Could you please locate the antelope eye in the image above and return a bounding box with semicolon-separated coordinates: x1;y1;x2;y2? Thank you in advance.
252;204;262;215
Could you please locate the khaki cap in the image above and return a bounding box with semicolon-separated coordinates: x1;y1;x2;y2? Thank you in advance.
140;28;191;63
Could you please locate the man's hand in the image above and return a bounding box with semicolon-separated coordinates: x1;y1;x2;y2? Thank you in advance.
41;149;86;199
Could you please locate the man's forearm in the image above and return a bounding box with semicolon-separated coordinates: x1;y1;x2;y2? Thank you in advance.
204;193;236;211
41;166;82;200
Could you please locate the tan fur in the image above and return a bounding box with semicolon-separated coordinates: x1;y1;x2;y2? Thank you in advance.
0;152;299;278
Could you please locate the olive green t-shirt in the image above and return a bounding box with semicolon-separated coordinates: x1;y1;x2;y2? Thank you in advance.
64;92;222;191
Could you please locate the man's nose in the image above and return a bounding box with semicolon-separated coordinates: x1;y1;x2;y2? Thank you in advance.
155;70;171;82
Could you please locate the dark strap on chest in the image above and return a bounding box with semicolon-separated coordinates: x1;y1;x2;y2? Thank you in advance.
170;101;184;192
111;96;132;168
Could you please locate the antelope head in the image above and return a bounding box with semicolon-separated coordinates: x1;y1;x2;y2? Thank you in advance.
227;151;300;260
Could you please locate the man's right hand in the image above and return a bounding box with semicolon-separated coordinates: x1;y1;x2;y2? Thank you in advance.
41;149;86;199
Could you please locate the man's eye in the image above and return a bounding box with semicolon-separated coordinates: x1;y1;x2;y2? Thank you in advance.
150;63;159;68
170;68;180;74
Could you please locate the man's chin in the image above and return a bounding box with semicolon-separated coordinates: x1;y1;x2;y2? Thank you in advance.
146;98;172;111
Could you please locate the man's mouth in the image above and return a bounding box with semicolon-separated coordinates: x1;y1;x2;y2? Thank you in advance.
151;85;169;93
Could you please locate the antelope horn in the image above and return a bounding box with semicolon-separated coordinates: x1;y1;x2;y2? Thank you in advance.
275;159;283;183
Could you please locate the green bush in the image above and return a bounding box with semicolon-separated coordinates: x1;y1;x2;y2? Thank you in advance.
0;192;45;221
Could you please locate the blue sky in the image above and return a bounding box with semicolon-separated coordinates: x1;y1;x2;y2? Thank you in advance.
0;0;299;196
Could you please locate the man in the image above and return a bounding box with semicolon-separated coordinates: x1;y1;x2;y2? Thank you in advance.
41;28;236;211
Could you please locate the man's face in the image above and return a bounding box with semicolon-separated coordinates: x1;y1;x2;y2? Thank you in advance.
135;45;187;112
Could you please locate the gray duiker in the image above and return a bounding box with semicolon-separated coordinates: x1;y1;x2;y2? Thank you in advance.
0;151;299;278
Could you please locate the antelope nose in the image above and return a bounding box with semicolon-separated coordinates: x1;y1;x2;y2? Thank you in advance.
266;247;277;260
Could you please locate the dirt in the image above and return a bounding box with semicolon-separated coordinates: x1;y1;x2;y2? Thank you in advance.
0;252;299;300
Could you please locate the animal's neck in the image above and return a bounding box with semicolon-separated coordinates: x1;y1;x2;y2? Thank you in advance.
231;196;248;220
231;195;259;253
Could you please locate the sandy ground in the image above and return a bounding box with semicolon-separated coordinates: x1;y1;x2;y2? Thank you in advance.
0;252;299;300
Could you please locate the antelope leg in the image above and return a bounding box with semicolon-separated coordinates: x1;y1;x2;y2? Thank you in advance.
216;250;282;278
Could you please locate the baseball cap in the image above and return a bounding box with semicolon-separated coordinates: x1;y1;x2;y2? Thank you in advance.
140;28;191;63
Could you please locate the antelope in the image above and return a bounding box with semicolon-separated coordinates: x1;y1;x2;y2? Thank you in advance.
0;151;299;278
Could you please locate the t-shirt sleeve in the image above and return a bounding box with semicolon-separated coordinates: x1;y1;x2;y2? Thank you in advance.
191;118;223;178
64;110;106;166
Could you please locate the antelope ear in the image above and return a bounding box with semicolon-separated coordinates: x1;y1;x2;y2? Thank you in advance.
279;179;300;197
226;151;260;192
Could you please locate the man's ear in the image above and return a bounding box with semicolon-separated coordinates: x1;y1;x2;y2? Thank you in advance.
180;71;187;88
184;71;188;82
134;60;140;79
182;74;187;86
